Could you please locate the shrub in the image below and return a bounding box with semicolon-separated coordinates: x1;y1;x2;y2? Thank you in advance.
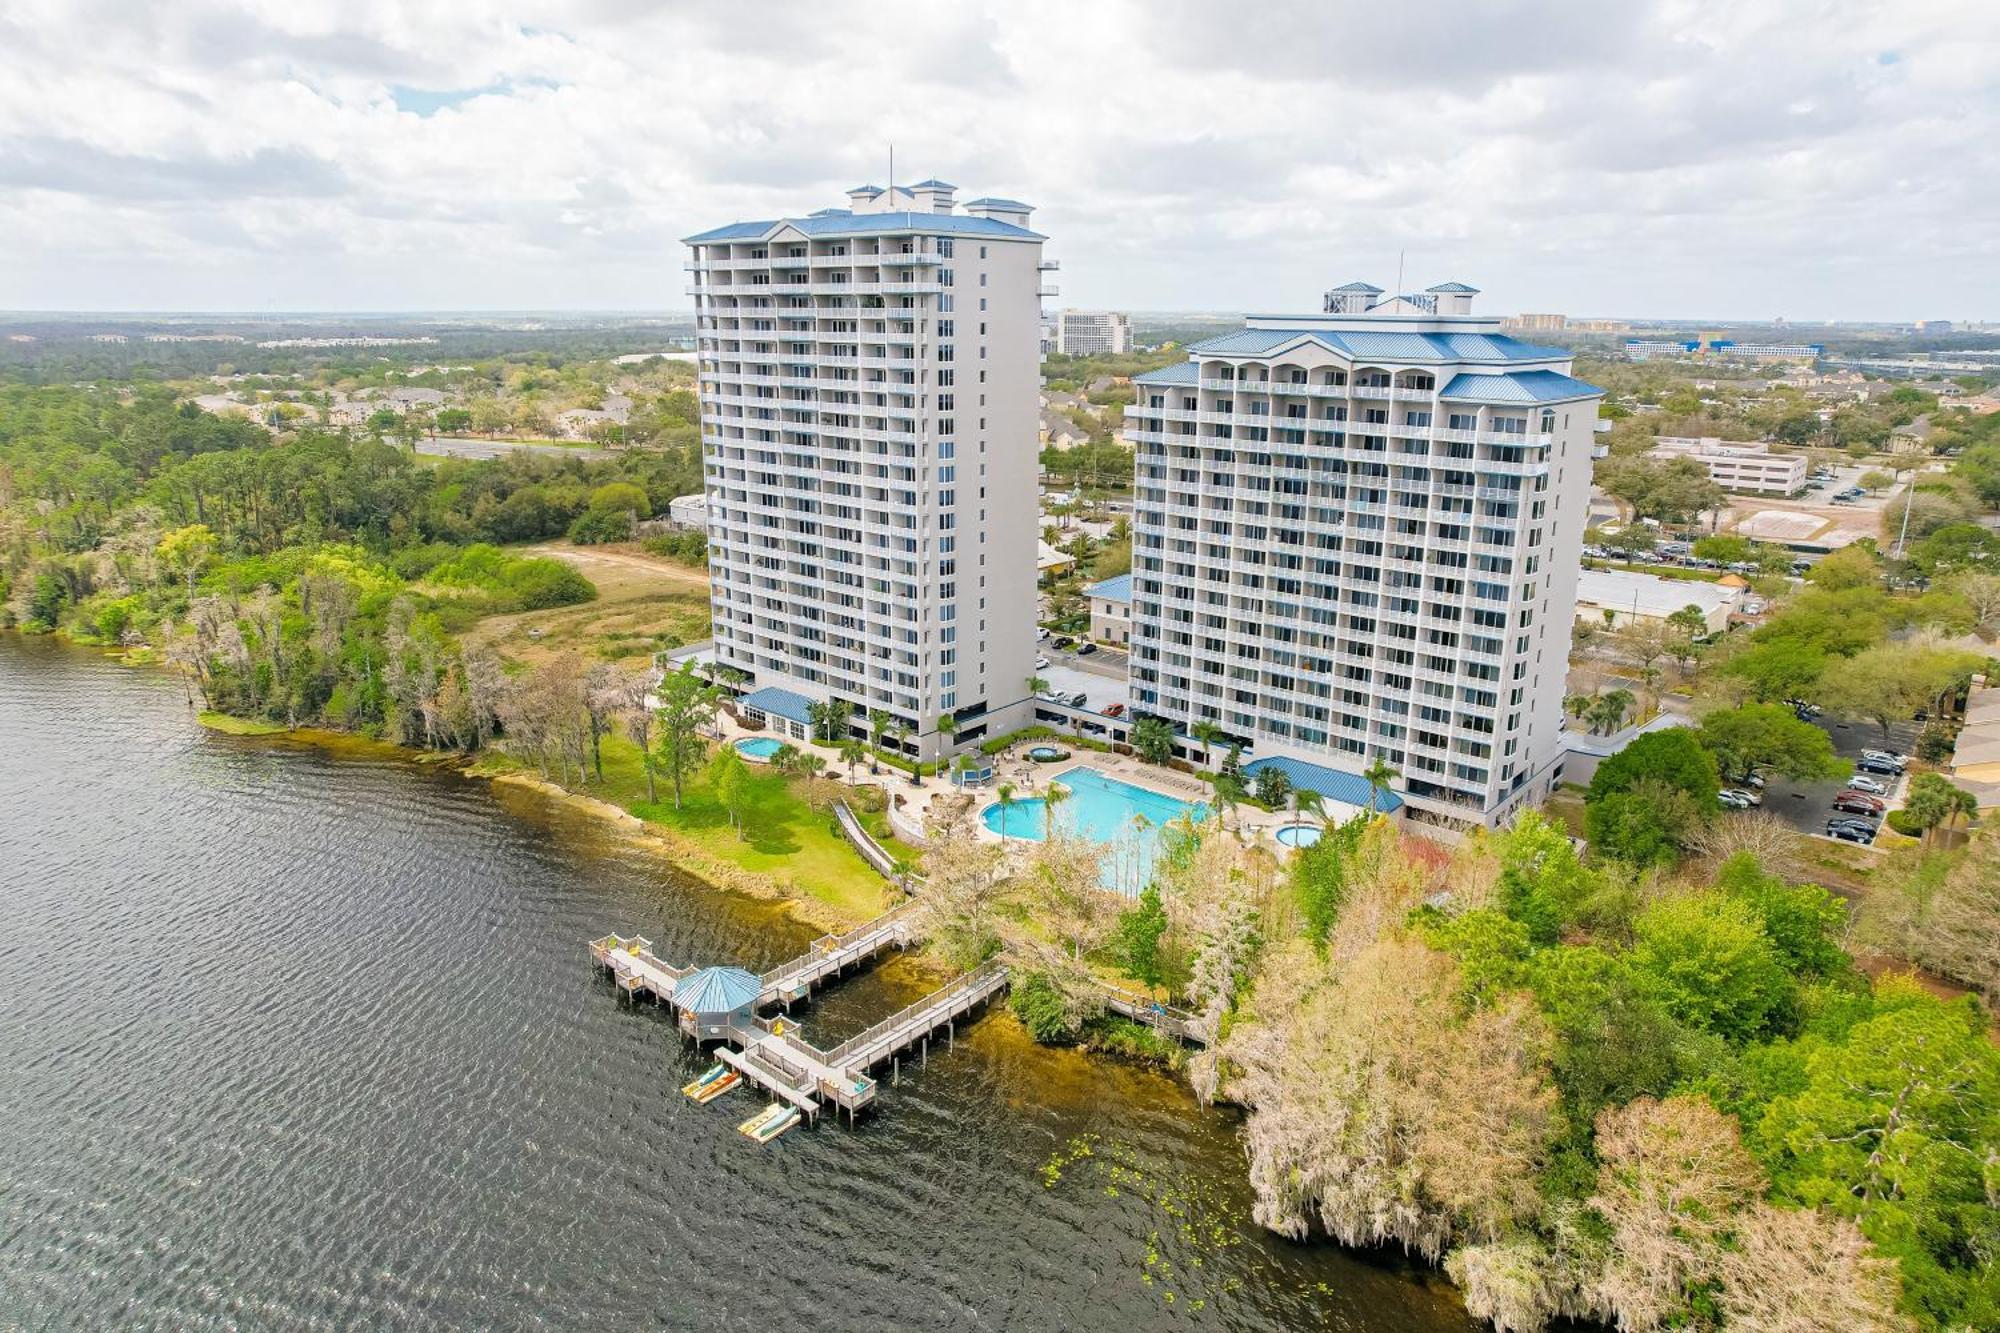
567;507;633;545
1885;808;1923;837
1009;972;1077;1044
641;529;708;566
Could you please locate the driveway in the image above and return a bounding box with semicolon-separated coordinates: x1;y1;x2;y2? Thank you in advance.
1753;714;1918;846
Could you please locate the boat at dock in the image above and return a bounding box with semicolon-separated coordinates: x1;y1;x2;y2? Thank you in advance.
737;1103;801;1144
681;1065;739;1103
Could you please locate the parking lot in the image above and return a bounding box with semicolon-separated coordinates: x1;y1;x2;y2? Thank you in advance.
1752;714;1918;846
1030;657;1129;716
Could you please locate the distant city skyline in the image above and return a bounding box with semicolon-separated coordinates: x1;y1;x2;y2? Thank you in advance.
1;1;1995;319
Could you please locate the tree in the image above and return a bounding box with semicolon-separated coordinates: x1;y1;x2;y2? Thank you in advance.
934;712;958;757
612;671;659;804
1130;715;1176;766
867;708;891;772
1587;778;1709;867
1591;1095;1766;1332
1253;762;1292;807
1588;728;1720;811
1858;469;1895;494
1806;544;1881;592
912;806;1008;971
1114;883;1170;995
708;745;752;839
1900;772;1978;845
1693;534;1754;564
838;738;867;786
1192;719;1223;770
156;523;217;601
1821;641;1984;745
809;697;853;745
1632;892;1790;1039
1586;688;1636;735
1695;702;1846;784
1716;1203;1911;1333
1362;755;1399;815
654;661;718;809
1716;638;1829;704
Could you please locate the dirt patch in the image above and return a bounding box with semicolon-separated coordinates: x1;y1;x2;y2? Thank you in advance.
464;541;711;669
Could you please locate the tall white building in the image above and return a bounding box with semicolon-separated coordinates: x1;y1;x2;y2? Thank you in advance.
1124;280;1603;833
1056;309;1132;356
685;181;1054;760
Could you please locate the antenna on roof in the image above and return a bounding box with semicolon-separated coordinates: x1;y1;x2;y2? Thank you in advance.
1395;249;1405;297
888;144;895;204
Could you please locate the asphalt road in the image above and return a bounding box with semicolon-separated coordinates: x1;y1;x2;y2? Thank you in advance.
1753;713;1918;846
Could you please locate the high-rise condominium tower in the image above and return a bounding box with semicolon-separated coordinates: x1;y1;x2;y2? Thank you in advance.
1123;281;1603;833
685;181;1053;759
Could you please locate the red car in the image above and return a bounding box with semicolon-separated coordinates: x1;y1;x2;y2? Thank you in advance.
1833;793;1885;816
1103;703;1126;718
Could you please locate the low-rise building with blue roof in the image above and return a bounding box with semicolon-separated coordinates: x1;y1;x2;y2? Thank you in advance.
1123;276;1603;836
1086;572;1134;647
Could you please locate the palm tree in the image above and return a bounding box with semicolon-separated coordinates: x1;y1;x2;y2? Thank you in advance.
1044;781;1070;832
1210;770;1245;832
1192;720;1222;771
839;739;867;786
1026;674;1048;698
797;752;828;809
1291;787;1325;832
1361;755;1399;816
936;713;959;755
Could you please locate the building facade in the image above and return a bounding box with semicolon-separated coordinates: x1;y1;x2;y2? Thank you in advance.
1055;309;1132;356
1124;281;1603;832
684;181;1054;759
1648;436;1807;494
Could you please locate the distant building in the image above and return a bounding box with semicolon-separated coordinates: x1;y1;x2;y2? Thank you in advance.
1623;337;1822;364
1648;437;1807;495
1086;573;1132;646
1914;319;1955;334
1576;568;1738;635
1945;677;2000;807
1502;313;1568;332
1056;309;1131;356
667;494;709;529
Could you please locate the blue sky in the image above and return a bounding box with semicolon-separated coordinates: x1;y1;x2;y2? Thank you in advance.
0;0;1994;320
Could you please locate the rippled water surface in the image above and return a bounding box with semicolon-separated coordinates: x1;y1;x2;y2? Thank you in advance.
0;636;1476;1331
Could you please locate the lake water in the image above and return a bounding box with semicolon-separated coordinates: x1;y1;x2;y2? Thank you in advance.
0;635;1477;1331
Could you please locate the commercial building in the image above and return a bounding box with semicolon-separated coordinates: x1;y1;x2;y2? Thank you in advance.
1124;279;1603;833
1946;678;2000;808
1503;313;1568;332
1055;309;1131;356
1575;567;1737;635
666;494;709;529
1623;337;1824;364
684;179;1053;759
1087;573;1133;646
1647;436;1807;495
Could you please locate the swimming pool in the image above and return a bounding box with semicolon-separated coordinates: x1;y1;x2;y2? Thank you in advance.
1275;823;1323;849
734;736;785;761
980;767;1208;894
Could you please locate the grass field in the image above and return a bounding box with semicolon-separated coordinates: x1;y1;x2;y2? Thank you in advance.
463;541;711;671
481;730;905;923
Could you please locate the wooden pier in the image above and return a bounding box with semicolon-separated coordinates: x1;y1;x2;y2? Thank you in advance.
588;901;915;1013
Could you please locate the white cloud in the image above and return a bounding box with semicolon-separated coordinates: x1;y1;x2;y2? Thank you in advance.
0;0;1994;318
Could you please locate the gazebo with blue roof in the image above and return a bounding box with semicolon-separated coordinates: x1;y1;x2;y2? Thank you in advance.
738;684;817;743
674;965;765;1041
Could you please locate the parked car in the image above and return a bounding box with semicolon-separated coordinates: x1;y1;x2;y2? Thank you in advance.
1036;690;1062;705
1076;642;1099;656
1718;790;1754;810
1855;756;1904;777
1860;749;1905;768
1727;786;1764;806
1034;655;1050;670
1825;821;1875;844
1066;691;1089;707
1036;627;1050;641
1741;598;1766;615
1845;774;1889;795
1053;637;1075;650
1833;793;1885;816
1104;703;1126;718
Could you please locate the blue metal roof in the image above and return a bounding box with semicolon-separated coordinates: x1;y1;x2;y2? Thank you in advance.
676;966;762;1015
1133;361;1200;386
1426;281;1481;293
685;211;1043;243
909;178;955;189
1329;281;1384;293
1087;573;1133;603
740;685;815;726
1243;755;1404;812
1185;327;1568;365
962;196;1032;209
1438;369;1603;404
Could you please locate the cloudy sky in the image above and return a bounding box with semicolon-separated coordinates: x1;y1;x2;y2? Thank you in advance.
1;0;1995;320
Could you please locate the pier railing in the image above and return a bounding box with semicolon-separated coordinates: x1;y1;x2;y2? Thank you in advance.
823;960;1009;1069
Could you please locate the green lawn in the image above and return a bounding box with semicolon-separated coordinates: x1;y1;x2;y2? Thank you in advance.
489;731;903;922
197;710;292;736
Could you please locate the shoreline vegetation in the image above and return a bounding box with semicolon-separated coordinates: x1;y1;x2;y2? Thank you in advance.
7;375;2000;1332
